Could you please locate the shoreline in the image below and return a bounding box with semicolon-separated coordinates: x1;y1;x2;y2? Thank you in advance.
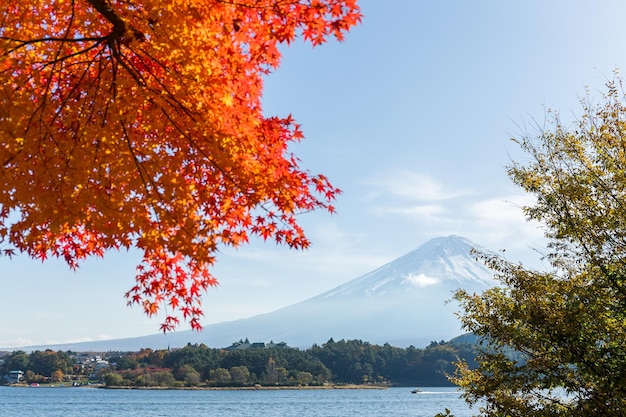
101;384;389;391
4;383;390;391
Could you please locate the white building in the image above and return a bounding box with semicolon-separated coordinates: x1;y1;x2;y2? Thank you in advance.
4;370;24;384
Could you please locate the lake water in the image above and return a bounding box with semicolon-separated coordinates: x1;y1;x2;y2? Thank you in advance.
0;386;478;416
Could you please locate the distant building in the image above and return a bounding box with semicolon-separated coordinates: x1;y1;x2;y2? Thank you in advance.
224;340;290;350
4;370;24;384
88;359;110;380
94;360;110;372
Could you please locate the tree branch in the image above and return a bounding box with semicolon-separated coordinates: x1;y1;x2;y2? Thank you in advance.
84;0;130;38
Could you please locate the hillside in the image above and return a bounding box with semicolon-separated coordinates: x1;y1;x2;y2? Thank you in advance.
8;235;498;352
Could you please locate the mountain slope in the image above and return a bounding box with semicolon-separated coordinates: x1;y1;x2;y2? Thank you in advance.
244;234;498;347
10;235;498;351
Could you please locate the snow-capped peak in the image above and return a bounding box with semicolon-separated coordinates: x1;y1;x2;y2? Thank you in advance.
319;235;496;299
26;236;501;351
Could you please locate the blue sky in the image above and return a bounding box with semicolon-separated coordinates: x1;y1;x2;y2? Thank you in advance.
3;0;626;348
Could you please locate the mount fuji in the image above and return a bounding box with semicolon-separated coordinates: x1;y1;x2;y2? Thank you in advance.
12;235;498;351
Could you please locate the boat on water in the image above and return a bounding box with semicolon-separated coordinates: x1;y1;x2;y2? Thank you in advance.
411;388;422;393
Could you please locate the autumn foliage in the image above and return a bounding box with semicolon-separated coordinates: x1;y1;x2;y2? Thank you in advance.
0;0;361;331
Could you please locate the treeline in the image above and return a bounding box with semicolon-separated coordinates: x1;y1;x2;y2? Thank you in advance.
0;350;75;384
106;339;478;387
1;339;479;388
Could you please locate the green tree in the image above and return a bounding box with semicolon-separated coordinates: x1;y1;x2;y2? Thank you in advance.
23;370;36;383
29;350;64;377
175;364;201;386
113;355;139;371
275;367;289;385
2;351;29;373
133;370;175;387
104;373;125;387
164;343;218;376
295;371;313;386
453;79;626;416
229;366;250;384
151;370;176;387
209;368;231;384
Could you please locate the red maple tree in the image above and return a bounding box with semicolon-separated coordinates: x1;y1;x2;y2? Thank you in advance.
0;0;361;331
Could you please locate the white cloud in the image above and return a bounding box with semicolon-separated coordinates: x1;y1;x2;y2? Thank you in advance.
59;335;113;344
0;338;35;349
470;195;533;224
372;203;446;219
366;171;469;202
364;170;473;224
468;195;545;245
361;167;547;267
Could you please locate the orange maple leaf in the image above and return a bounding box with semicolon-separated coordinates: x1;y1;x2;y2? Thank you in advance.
0;0;360;332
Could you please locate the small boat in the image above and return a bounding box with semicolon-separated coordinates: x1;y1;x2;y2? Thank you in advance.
411;388;422;394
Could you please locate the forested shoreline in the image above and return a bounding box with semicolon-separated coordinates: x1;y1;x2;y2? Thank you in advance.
1;338;478;388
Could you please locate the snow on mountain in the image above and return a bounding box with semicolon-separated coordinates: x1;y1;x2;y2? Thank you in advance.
319;235;495;299
239;234;498;348
8;235;498;352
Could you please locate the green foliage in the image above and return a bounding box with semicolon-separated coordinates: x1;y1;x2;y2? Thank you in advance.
133;370;176;387
0;349;72;380
453;79;626;416
175;364;201;386
434;409;455;417
102;340;478;387
208;368;231;384
164;343;219;375
229;366;250;384
1;351;29;374
1;339;482;388
112;355;139;371
104;373;125;387
28;350;72;376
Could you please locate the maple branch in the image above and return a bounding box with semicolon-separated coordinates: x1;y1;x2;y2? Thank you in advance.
135;46;192;113
85;0;146;43
1;1;101;53
119;118;155;198
117;113;184;234
0;0;357;332
32;42;106;69
214;0;305;10
109;43;145;86
84;0;128;39
40;45;106;132
0;36;108;54
158;108;235;184
132;49;195;118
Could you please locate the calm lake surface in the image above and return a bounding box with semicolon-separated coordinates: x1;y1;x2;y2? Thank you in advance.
0;386;478;416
